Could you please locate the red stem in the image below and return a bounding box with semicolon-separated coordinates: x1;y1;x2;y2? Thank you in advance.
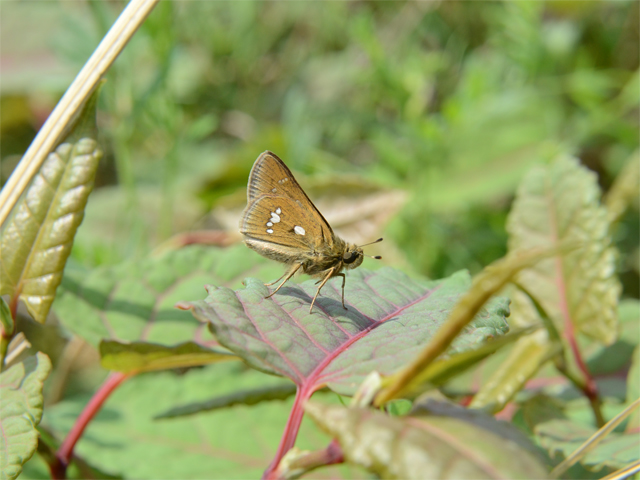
52;372;131;478
262;385;314;480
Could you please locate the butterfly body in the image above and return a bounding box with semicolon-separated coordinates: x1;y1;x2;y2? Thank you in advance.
240;151;376;312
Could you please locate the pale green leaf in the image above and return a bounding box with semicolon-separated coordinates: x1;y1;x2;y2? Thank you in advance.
536;419;639;471
305;400;550;479
99;340;237;373
470;330;557;413
507;155;621;344
0;353;52;480
0;138;102;323
376;247;554;405
41;363;360;479
154;382;296;419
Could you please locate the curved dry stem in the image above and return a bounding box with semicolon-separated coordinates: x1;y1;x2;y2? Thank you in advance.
0;0;158;226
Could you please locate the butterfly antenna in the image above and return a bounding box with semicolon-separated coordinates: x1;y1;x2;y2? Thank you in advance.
358;237;383;248
360;238;383;260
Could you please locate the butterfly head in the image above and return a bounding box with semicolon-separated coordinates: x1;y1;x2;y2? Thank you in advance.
342;237;383;270
342;245;364;270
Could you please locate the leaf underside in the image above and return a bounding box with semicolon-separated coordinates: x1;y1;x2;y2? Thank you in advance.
0;353;52;480
99;340;236;373
507;155;620;345
0;139;102;323
305;399;550;479
185;267;510;396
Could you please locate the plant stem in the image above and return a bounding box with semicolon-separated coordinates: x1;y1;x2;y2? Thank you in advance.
555;355;605;428
262;385;312;480
52;372;131;478
276;439;344;479
0;0;159;227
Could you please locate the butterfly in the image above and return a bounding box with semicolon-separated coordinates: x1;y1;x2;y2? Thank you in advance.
239;151;382;313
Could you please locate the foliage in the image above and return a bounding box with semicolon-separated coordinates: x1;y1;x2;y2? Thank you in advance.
0;2;637;480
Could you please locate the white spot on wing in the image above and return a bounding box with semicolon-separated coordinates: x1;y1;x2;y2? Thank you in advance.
294;226;306;236
271;188;277;193
267;222;273;227
267;229;274;234
278;178;288;184
276;207;282;214
270;212;281;223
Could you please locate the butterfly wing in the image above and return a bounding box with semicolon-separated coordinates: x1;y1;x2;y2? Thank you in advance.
240;195;326;251
246;151;334;239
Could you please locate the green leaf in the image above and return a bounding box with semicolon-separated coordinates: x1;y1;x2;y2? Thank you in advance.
54;244;281;348
99;340;237;373
182;267;510;396
0;137;103;323
535;419;639;471
41;362;358;479
0;86;103;323
155;382;297;419
376;247;555;405
305;399;550;479
507;155;621;345
0;353;52;480
585;299;639;376
407;328;535;396
470;330;557;413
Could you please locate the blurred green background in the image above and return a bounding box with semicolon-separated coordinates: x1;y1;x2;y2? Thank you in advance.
1;0;638;294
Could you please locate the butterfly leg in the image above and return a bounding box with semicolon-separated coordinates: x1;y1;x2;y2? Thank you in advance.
265;263;302;298
336;273;347;310
309;267;336;313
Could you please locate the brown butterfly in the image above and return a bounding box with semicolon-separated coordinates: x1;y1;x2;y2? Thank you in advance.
239;151;382;313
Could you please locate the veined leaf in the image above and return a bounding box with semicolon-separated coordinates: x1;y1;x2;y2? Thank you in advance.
181;267;510;396
99;340;237;373
469;330;558;413
155;382;297;419
0;88;102;324
40;362;359;479
375;247;555;405
54;244;281;349
402;328;535;398
507;155;621;344
0;138;103;323
0;353;52;480
536;419;639;472
305;399;549;479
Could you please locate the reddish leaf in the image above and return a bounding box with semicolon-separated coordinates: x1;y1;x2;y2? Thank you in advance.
179;267;510;474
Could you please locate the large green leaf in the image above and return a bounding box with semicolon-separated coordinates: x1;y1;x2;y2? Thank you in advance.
0;86;102;324
470;330;557;413
0;138;103;323
521;395;639;472
40;362;360;479
507;155;621;344
0;353;52;480
305;398;550;479
182;267;510;396
54;244;281;348
99;340;236;373
535;419;639;471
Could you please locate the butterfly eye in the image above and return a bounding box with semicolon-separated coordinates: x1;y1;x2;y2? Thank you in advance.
343;251;358;264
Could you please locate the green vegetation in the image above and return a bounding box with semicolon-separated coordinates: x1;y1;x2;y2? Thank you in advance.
1;2;637;479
